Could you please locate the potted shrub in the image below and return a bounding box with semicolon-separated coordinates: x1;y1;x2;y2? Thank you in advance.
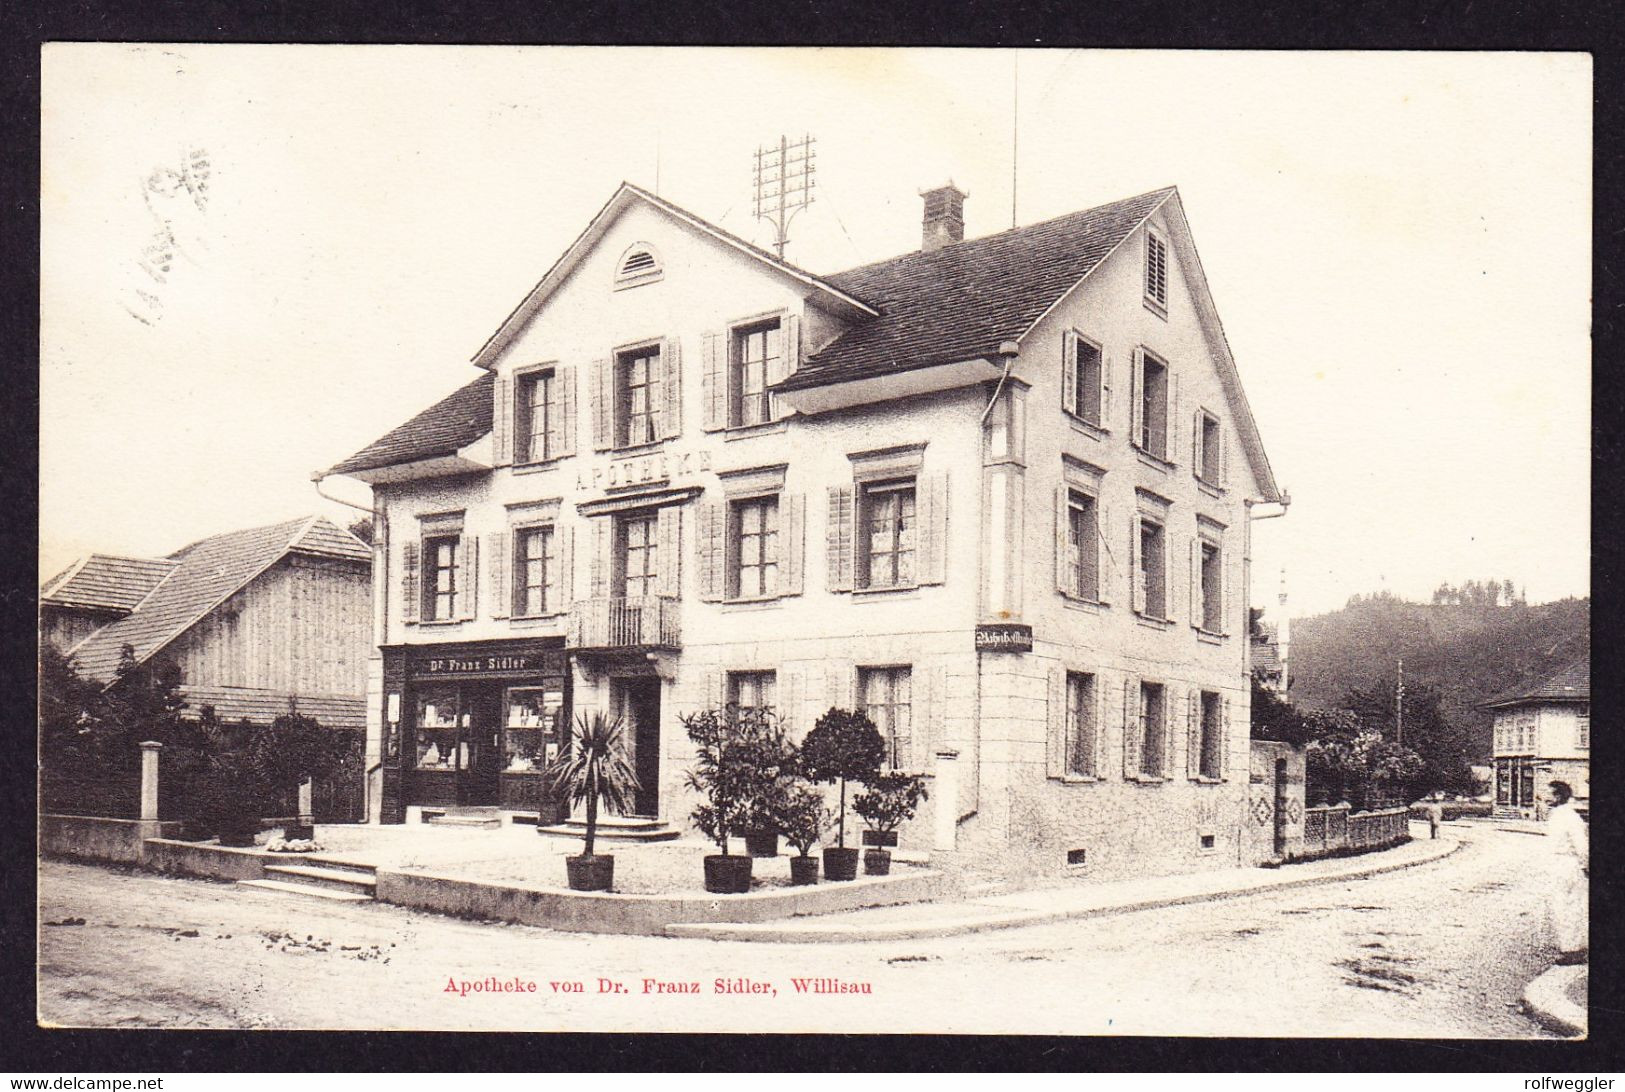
798;708;886;881
780;786;830;886
740;708;798;858
853;771;929;875
682;708;756;894
543;712;640;892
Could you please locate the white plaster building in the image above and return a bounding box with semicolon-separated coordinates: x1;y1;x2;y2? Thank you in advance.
320;180;1285;880
1483;659;1590;818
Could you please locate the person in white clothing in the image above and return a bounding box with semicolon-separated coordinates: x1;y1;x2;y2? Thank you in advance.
1544;780;1588;965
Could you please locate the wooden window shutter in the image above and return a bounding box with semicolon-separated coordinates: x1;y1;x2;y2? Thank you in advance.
917;472;949;585
1187;690;1201;779
1061;330;1078;415
1219;541;1230;635
705;669;724;713
1094;672;1108;780
1096;497;1117;606
1047;664;1066;779
1221;695;1232;781
1055;486;1072;596
657;506;681;598
661;337;683;440
590;357;613;450
826;660;856;713
1163;686;1178;780
488;531;510;620
826;485;855;592
701;331;726;432
557;525;575;610
781;492;806;596
696;500;725;602
400;540;420;624
1122;676;1141;780
1168;373;1182;465
1165;529;1177;625
492;374;513;467
589;516;610;598
557;364;577;457
1130;516;1146;614
768;314;797;421
1219;420;1230;487
1101;351;1114;429
1130;348;1145;446
457;535;479;621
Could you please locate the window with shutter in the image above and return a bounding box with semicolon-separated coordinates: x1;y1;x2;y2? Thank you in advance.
617;345;663;448
859;666;913;771
728;671;777;720
1065;333;1104;427
1058;488;1100;601
730;319;780;427
858;479;918;589
1196;410;1222;485
1199;691;1224;779
1066;672;1097;778
515;369;559;464
513;526;556;617
1135;516;1167;620
1138;352;1170;460
423;535;459;621
1139;681;1167;779
727;495;779;599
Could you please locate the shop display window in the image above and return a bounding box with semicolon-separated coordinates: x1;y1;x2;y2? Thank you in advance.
504;686;565;772
416;689;464;770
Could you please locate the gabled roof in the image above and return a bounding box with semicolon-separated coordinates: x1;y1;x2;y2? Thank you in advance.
40;554;179;613
1482;658;1590;709
780;188;1174;391
65;516;369;684
325;372;494;477
470;181;878;371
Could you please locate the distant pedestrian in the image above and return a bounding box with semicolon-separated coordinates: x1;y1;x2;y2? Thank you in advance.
1544;780;1588;965
1425;797;1444;839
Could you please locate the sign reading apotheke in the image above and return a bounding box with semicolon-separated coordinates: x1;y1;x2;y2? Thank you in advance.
577;449;713;491
975;623;1033;653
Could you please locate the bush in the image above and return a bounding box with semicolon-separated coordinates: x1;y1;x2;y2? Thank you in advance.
1408;801;1493;822
798;708;886;849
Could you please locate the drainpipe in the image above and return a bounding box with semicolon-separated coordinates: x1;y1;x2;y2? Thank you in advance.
965;341;1021;826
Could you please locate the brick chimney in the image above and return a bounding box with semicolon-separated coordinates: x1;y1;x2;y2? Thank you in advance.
920;182;968;252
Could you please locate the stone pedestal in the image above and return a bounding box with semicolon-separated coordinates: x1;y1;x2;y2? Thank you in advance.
933;748;960;852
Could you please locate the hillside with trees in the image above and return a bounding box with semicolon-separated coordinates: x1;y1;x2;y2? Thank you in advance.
1285;591;1589;784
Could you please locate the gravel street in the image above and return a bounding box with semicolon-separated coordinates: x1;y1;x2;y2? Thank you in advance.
37;823;1561;1036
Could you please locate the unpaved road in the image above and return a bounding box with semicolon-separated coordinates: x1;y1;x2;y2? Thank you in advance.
37;824;1560;1036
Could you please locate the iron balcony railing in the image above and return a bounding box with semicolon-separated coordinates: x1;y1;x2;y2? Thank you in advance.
567;596;682;650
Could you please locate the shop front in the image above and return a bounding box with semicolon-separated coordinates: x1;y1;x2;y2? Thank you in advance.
379;637;571;823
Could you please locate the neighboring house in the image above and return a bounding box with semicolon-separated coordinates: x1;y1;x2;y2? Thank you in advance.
1482;658;1589;818
1250;620;1285;695
320;180;1283;881
44;516;372;734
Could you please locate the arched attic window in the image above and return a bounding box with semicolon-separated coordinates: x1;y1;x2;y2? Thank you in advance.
614;242;663;289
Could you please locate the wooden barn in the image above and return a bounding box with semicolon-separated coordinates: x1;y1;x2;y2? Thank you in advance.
42;515;373;819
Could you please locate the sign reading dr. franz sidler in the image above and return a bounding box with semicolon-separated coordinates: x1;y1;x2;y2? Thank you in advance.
975;623;1033;653
419;651;562;676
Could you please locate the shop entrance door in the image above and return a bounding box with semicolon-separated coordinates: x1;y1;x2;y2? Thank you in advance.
618;677;662;819
460;689;502;807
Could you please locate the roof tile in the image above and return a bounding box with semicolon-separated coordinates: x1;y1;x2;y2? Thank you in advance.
326;373;493;477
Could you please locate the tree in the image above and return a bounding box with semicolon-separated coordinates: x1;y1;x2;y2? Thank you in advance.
1249;671;1314;747
1303;708;1425;810
798;708;887;849
347;517;374;546
1340;678;1473;797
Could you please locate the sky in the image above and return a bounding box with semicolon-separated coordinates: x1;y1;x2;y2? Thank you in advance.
39;46;1591;619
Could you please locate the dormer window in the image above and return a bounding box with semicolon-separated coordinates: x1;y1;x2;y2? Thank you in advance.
615;243;663;289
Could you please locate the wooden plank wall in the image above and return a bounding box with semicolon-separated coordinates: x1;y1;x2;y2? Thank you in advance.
169;556;370;696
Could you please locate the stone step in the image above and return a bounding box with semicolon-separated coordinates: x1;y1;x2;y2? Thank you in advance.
263;863;378;893
426;815;504;829
297;856;379;876
535;819;681;843
237;878;373;903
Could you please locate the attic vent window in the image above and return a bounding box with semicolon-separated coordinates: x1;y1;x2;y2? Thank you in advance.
615;244;663;289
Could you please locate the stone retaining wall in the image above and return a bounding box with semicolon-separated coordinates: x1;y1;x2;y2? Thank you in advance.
40;814;182;865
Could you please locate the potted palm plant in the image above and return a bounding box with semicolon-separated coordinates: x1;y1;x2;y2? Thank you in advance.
853;771;929;875
798;708;886;881
682;708;756;894
543;711;640;892
780;786;829;886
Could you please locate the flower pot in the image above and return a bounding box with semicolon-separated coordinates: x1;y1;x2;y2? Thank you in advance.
703;854;754;894
864;848;893;876
861;829;898;848
789;855;820;886
566;854;615;892
822;846;860;882
744;830;780;858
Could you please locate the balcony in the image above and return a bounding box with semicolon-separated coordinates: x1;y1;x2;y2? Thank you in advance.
567;596;682;651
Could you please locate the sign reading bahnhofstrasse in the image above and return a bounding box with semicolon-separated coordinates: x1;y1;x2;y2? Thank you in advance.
974;622;1033;653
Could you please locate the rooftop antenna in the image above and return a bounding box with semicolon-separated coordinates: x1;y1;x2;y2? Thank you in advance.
1011;52;1019;229
752;133;817;260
